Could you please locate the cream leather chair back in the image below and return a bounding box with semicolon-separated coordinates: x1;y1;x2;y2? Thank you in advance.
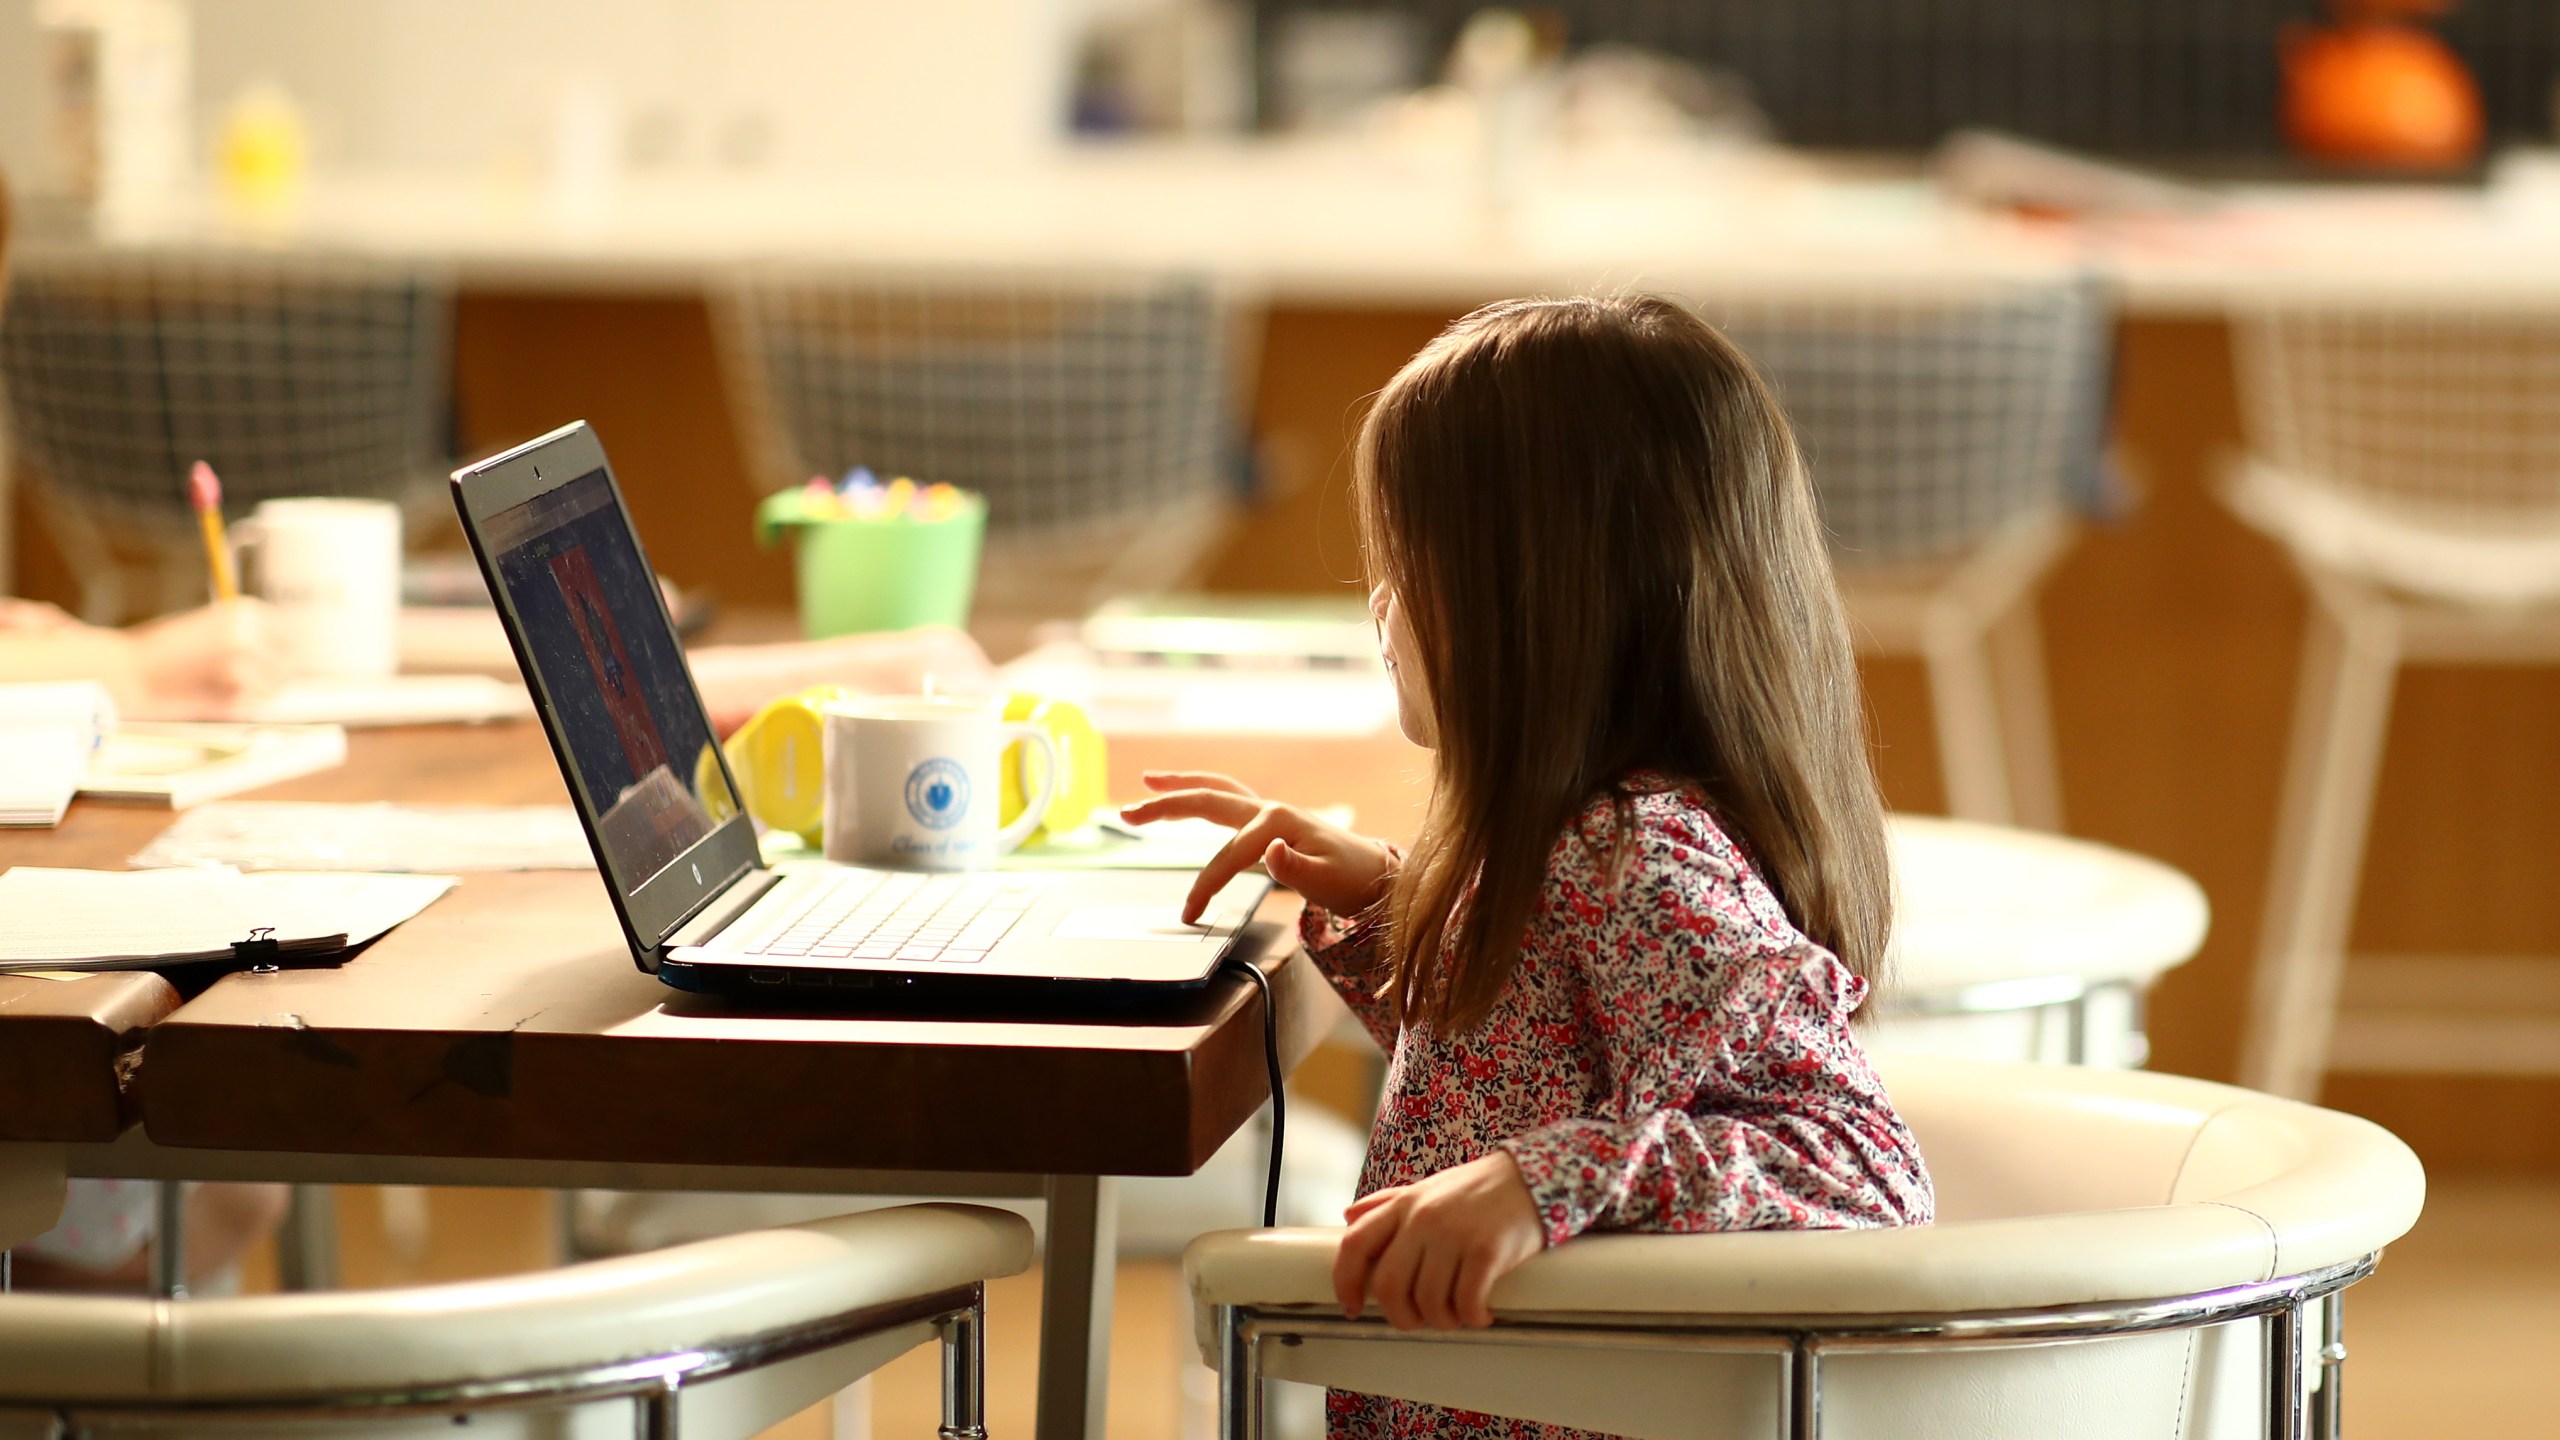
0;1202;1031;1440
1189;1056;2423;1440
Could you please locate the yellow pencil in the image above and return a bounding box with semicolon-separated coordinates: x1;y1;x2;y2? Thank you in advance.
189;461;240;602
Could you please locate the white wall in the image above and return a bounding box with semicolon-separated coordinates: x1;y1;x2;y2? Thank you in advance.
0;0;1091;193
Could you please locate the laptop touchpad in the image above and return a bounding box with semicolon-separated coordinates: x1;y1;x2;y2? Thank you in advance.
1052;906;1215;943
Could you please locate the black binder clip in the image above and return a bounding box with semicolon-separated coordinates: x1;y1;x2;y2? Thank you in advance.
235;926;283;972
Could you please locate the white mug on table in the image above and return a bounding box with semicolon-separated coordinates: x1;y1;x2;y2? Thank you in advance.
822;696;1059;871
235;497;402;679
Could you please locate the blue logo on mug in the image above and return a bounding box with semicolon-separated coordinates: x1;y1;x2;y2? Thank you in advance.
905;758;970;830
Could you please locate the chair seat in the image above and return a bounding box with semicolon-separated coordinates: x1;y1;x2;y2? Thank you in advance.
1189;1056;2421;1328
0;1202;1032;1405
2225;456;2560;608
1885;816;2207;996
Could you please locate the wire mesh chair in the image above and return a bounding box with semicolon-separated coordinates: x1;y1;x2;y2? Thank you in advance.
0;251;453;623
1713;278;2113;829
2224;300;2560;1100
721;267;1245;644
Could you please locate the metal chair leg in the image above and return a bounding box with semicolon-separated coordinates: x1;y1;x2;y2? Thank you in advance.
940;1296;989;1440
275;1185;339;1291
2239;573;2400;1099
1217;1305;1262;1440
1785;1337;1823;1440
2265;1301;2307;1440
637;1377;680;1440
151;1180;188;1300
2311;1292;2347;1440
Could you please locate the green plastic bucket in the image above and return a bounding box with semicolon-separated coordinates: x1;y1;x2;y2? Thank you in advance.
755;489;986;638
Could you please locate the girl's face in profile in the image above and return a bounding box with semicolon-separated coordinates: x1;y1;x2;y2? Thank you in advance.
1371;582;1435;748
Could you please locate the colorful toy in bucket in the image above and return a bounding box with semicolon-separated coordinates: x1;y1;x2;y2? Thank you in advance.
724;686;1104;848
755;469;986;639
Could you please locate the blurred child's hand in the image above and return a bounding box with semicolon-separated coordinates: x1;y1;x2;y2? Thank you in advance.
1331;1151;1544;1330
128;599;288;720
1120;771;1397;924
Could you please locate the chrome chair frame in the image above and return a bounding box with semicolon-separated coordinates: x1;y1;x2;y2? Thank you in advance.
4;1281;992;1440
1214;1256;2370;1440
1880;973;2148;1068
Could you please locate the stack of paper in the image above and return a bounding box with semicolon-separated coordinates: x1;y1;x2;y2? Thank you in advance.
0;682;117;828
132;801;593;872
0;866;456;971
248;674;532;728
82;723;348;809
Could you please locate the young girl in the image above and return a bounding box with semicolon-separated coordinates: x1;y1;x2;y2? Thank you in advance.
1123;295;1934;1438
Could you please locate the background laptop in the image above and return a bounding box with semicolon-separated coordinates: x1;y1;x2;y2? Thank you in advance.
451;420;1268;1001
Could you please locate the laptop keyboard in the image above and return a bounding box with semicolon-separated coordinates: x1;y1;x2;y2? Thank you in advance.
738;871;1048;966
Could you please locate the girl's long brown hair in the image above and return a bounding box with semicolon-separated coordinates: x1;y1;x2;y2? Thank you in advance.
1358;294;1891;1034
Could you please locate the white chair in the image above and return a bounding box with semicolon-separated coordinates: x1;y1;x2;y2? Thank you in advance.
2222;300;2560;1100
1871;814;2208;1068
1716;280;2113;829
1187;1054;2423;1440
0;1195;1033;1440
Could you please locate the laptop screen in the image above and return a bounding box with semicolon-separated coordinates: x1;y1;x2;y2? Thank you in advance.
480;468;741;894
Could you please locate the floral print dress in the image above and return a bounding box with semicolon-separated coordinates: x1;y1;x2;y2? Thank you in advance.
1300;772;1935;1440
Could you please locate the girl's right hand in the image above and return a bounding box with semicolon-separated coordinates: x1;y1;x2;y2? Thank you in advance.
1120;771;1398;924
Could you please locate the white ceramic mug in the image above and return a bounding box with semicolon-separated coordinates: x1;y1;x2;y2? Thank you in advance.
822;696;1060;871
235;497;402;679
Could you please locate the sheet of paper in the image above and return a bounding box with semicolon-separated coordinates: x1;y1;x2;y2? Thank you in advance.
248;675;532;728
132;802;593;872
0;725;92;828
0;867;456;969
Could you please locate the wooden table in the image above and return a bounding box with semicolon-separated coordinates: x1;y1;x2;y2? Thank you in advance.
5;717;1427;1440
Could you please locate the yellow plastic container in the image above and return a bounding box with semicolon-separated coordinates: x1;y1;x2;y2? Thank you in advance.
1000;694;1107;838
723;684;847;845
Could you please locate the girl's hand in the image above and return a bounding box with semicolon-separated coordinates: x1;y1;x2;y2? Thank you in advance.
1332;1151;1545;1330
1119;772;1397;924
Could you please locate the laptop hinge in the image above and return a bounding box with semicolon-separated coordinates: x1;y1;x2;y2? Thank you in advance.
666;869;784;951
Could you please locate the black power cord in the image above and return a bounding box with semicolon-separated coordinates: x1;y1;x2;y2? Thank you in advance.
1227;956;1285;1229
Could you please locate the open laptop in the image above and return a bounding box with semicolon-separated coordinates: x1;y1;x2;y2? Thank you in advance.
451;420;1269;1001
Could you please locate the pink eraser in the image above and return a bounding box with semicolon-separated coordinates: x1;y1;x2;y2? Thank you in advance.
189;461;222;512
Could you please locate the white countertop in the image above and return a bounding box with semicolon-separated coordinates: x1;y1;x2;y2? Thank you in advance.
21;139;2560;312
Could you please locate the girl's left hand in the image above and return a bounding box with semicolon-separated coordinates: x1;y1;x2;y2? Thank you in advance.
1331;1151;1545;1330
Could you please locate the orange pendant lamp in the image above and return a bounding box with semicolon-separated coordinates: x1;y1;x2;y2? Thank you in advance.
2281;0;2484;170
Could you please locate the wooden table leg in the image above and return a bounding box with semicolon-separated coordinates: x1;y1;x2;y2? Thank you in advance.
1036;1174;1119;1440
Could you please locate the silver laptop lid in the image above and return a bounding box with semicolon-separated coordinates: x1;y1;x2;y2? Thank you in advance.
452;421;761;969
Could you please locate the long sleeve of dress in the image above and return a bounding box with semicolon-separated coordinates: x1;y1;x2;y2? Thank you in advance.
1299;898;1400;1053
1494;828;1932;1247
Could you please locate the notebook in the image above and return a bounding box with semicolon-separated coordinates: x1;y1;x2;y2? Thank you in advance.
80;722;348;809
0;866;457;970
0;682;118;828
